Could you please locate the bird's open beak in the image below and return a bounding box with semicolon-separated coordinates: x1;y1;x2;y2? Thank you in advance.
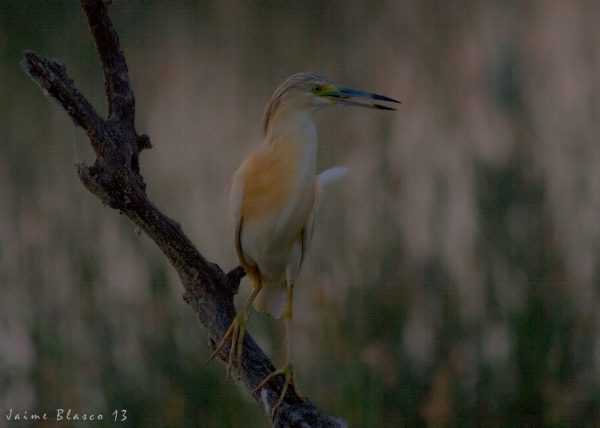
324;86;401;110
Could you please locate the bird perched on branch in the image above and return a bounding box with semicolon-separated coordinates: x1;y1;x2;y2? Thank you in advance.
210;72;399;414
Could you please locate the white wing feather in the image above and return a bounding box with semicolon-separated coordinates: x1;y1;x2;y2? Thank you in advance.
318;166;348;189
301;166;349;265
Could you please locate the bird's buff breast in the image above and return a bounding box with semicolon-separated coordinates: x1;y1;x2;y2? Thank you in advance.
238;143;315;250
242;146;314;219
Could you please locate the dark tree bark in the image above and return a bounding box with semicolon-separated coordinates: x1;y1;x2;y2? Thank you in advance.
20;1;346;427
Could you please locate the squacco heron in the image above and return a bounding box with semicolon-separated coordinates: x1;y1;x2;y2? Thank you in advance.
210;72;398;413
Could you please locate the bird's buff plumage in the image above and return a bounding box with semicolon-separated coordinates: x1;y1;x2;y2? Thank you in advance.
231;73;398;317
210;72;398;415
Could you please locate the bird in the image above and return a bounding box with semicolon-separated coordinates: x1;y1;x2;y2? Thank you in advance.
209;72;399;414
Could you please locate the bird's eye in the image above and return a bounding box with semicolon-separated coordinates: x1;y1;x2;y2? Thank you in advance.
312;85;322;93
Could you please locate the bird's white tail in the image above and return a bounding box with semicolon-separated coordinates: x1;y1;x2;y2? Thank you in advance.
253;279;287;319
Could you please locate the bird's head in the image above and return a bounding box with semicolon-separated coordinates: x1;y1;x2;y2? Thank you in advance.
263;72;399;134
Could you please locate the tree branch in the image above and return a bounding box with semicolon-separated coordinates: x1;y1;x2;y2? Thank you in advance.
20;1;346;427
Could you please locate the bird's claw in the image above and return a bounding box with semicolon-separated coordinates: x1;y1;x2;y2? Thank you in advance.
253;362;297;418
207;311;248;379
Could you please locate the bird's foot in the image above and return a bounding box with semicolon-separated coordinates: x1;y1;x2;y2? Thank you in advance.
207;311;248;379
252;361;298;418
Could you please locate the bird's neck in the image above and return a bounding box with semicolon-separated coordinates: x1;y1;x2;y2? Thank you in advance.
264;107;318;156
263;108;318;183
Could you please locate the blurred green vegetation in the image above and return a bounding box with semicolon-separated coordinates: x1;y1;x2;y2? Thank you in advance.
2;1;600;427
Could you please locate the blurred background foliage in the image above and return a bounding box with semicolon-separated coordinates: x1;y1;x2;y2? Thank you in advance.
2;1;600;426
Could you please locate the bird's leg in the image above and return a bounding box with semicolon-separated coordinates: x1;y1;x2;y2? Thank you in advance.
208;280;261;379
253;282;297;418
